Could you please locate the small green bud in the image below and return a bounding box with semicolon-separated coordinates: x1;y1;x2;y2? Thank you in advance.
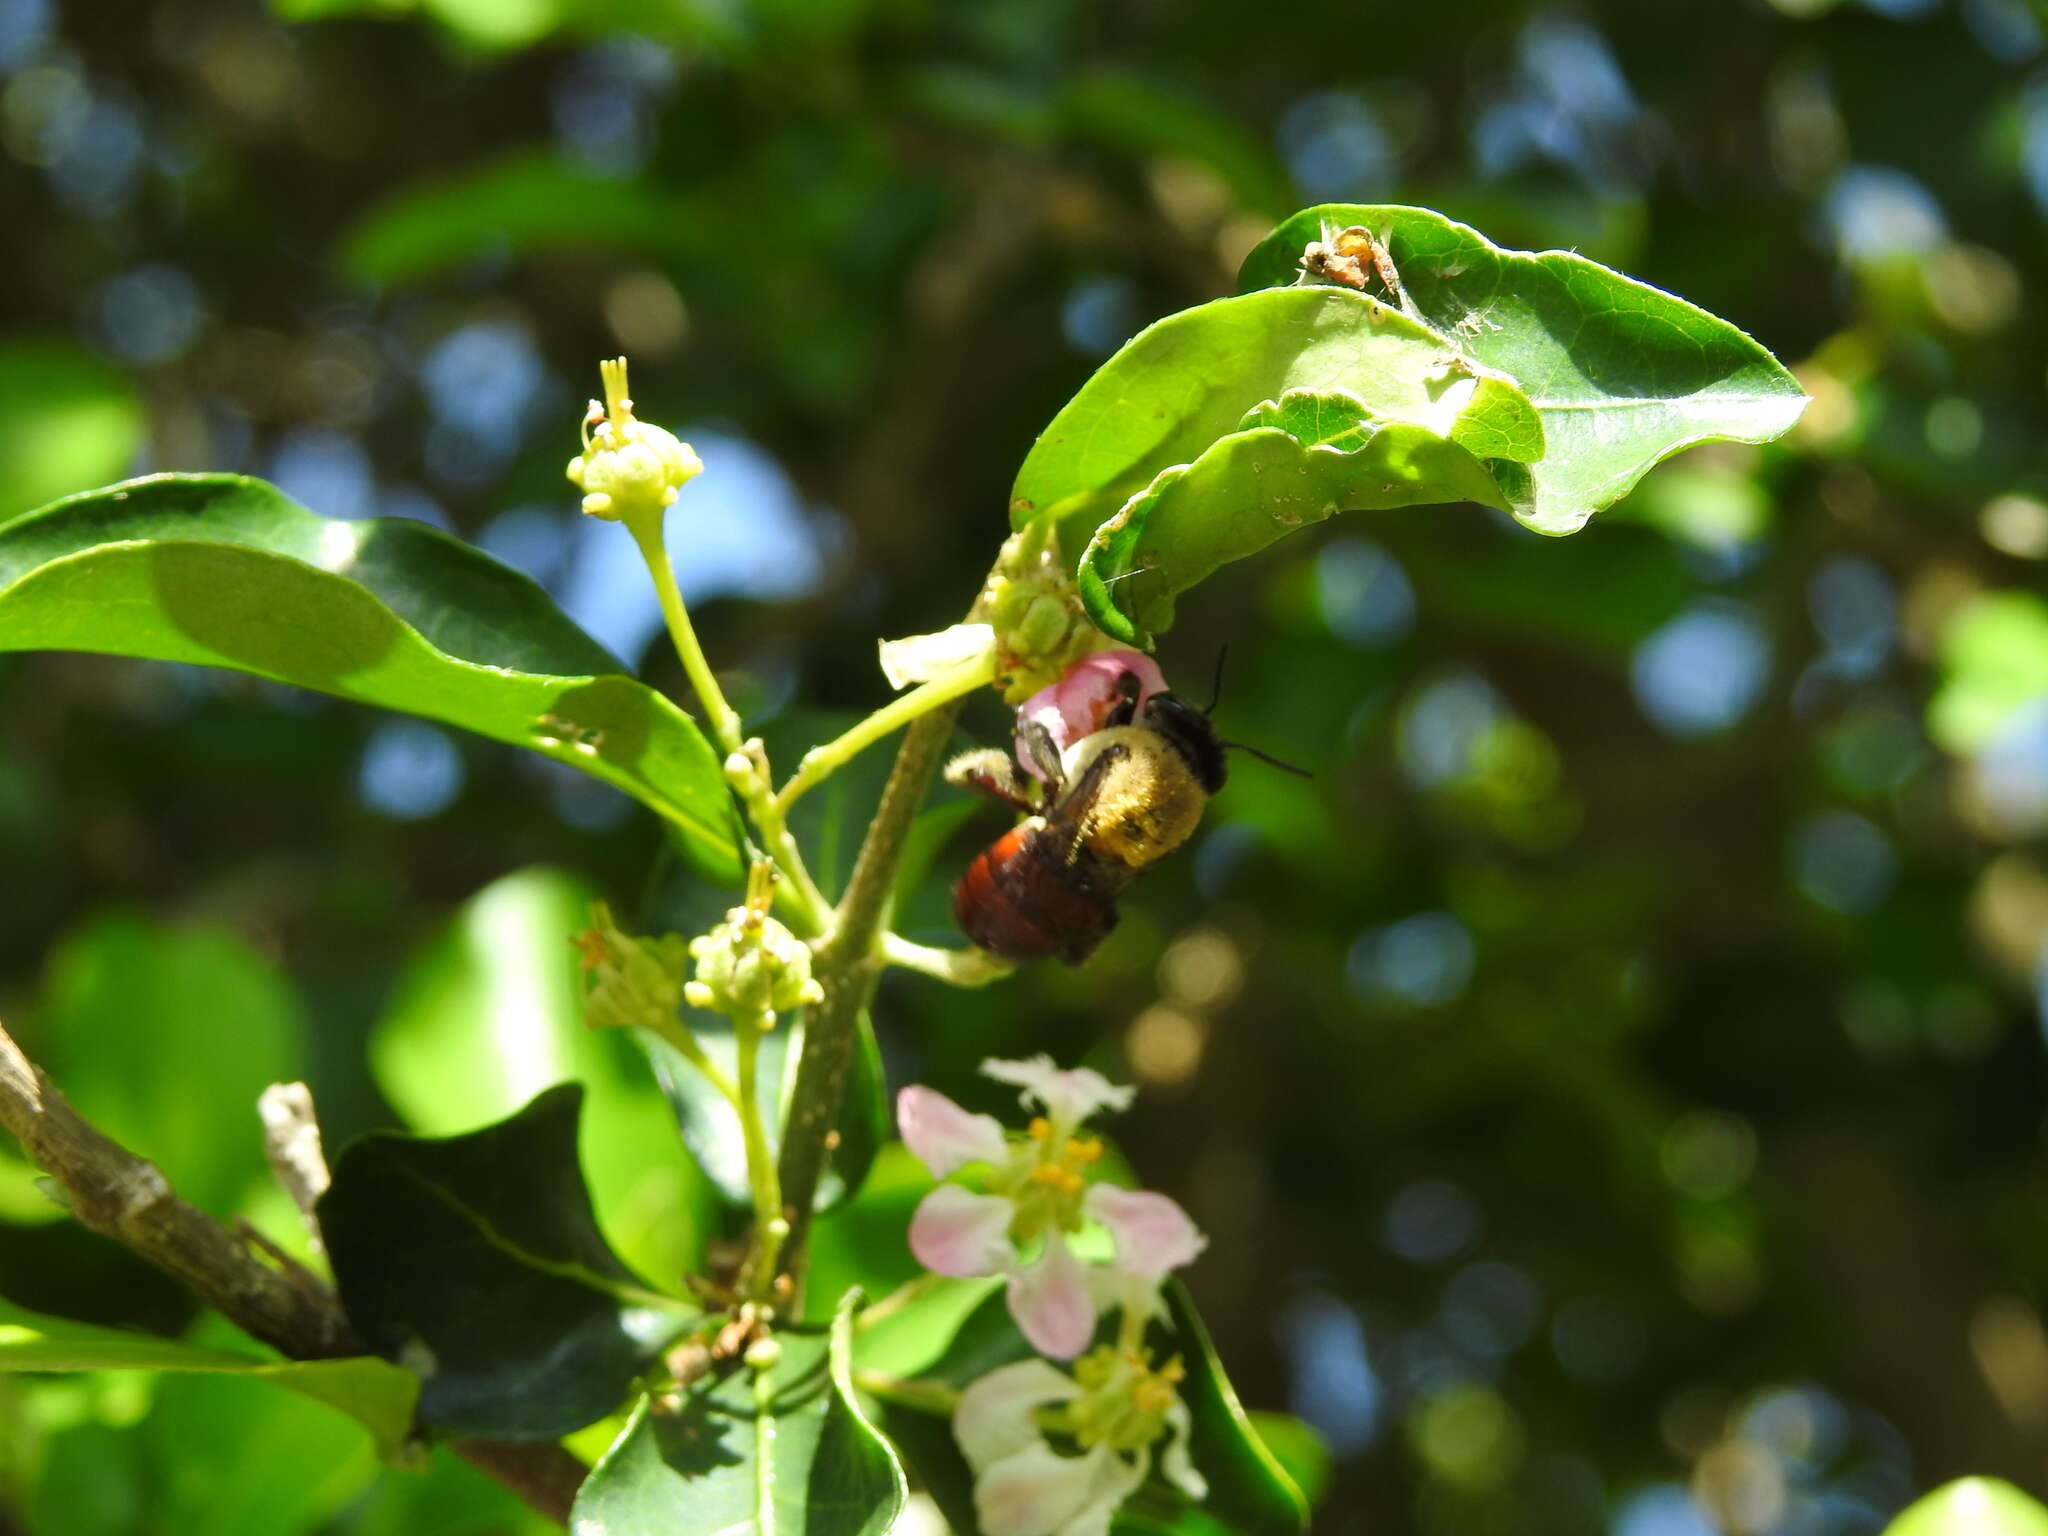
743;1336;782;1373
579;903;691;1034
684;877;821;1024
976;527;1113;704
566;357;702;528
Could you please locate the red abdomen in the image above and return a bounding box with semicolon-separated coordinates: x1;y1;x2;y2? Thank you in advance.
953;824;1118;965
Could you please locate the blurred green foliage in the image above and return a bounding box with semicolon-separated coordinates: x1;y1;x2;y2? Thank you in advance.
4;0;2048;1533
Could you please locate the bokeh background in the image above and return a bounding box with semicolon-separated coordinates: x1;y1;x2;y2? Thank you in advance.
5;0;2048;1532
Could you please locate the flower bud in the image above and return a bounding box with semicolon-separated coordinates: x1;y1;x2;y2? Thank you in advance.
977;528;1116;704
566;357;702;528
685;904;822;1023
580;903;692;1034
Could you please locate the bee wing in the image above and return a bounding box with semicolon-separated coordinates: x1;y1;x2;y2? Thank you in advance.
1043;741;1131;863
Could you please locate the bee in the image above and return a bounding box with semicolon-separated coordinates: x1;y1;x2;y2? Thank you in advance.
945;670;1228;965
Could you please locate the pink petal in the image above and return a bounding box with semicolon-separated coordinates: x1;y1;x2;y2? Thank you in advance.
953;1359;1079;1470
909;1185;1017;1278
1084;1184;1207;1278
1007;1236;1096;1359
897;1086;1009;1178
1014;650;1168;775
981;1055;1133;1126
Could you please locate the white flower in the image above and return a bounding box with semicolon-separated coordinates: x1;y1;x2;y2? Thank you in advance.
898;1055;1206;1359
953;1349;1206;1536
878;622;997;690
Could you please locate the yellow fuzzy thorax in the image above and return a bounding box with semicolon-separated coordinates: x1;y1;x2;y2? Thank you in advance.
1058;726;1209;870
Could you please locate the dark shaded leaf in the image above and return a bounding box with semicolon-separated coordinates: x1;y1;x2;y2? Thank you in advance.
318;1085;697;1440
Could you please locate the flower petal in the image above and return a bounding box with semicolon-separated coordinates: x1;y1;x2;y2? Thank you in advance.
1084;1183;1207;1278
909;1185;1017;1278
981;1054;1134;1126
954;1358;1080;1470
1160;1398;1209;1502
974;1441;1137;1536
1015;650;1167;772
1007;1235;1096;1359
897;1086;1009;1178
879;622;996;690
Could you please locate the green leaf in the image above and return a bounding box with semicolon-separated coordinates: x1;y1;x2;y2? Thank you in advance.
1884;1478;2048;1536
650;1006;888;1215
30;912;301;1218
0;474;740;877
342;152;712;287
1077;390;1509;646
317;1084;698;1440
0;1297;418;1460
1009;286;1543;538
1927;590;2048;754
569;1291;906;1536
1237;205;1809;534
0;340;144;527
1244;1414;1331;1511
369;866;714;1286
870;1282;1305;1536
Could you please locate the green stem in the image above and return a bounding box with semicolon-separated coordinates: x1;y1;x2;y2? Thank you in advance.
776;703;967;1291
641;1014;741;1108
628;518;743;758
735;1009;788;1302
879;933;1015;988
852;1369;961;1416
775;653;996;815
725;748;830;938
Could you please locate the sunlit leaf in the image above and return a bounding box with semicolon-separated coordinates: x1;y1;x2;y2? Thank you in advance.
318;1085;698;1440
1078;390;1509;646
30;912;301;1218
1237;205;1808;534
1010;286;1543;538
569;1291;905;1536
1927;590;2048;754
1883;1478;2048;1536
0;1297;418;1460
0;341;143;527
0;474;740;877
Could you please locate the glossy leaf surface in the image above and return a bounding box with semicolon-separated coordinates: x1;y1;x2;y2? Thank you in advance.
1077;390;1508;646
569;1293;905;1536
318;1085;697;1440
1009;286;1543;537
0;1297;418;1459
1237;205;1809;534
0;474;739;876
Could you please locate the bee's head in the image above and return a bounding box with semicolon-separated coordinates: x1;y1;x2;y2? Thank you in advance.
1140;692;1227;795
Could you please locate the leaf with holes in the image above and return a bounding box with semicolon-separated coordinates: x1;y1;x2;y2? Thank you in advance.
1237;205;1808;534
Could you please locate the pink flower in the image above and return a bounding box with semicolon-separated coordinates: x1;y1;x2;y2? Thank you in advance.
1014;651;1167;781
897;1055;1206;1360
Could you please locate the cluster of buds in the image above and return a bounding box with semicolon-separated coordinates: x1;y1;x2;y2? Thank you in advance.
898;1057;1207;1536
566;356;702;528
979;527;1114;704
684;864;821;1025
578;903;691;1035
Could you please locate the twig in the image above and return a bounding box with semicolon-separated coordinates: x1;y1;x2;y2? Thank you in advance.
776;703;966;1284
0;1019;585;1526
258;1081;330;1256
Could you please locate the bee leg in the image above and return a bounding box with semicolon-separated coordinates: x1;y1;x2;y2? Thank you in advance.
1017;718;1063;787
1102;668;1143;728
944;748;1043;813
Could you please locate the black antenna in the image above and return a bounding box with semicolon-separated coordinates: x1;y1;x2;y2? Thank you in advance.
1205;644;1228;713
1220;739;1313;778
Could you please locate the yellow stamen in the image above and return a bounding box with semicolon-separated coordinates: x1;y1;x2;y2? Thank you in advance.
1027;1116;1053;1142
1066;1137;1103;1164
1131;1379;1172;1415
